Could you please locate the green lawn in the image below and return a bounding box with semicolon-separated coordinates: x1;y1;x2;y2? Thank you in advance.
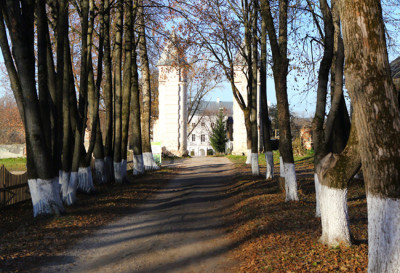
0;157;27;172
227;150;314;165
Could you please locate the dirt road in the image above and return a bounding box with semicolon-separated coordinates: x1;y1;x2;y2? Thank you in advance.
41;157;239;273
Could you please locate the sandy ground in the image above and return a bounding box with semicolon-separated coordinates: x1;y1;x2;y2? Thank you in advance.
40;157;239;273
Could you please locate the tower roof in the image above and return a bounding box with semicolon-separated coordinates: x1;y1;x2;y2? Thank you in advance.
157;33;187;66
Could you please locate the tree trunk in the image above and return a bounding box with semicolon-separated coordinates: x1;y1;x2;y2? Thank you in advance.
261;0;298;201
250;0;259;176
339;0;400;271
244;112;252;164
92;0;107;184
103;0;114;182
138;0;159;170
311;0;334;216
317;120;360;247
120;0;133;182
113;0;124;182
130;24;144;175
260;14;273;179
0;1;63;216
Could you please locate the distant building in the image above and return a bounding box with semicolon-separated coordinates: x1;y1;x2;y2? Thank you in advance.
153;37;268;157
152;34;188;156
187;100;233;156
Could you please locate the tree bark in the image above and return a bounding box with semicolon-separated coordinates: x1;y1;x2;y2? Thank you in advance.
113;0;124;182
339;0;400;271
260;0;298;201
317;119;360;247
250;0;259;176
260;12;273;179
138;0;159;170
310;0;334;216
120;0;134;182
103;0;114;182
130;9;144;175
0;1;64;216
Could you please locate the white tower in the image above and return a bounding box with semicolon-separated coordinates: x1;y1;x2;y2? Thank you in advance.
231;54;262;155
153;35;188;156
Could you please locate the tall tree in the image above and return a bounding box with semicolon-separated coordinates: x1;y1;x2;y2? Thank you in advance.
113;0;124;182
0;0;64;216
338;0;400;271
249;0;259;175
260;0;298;201
129;9;145;175
93;0;107;184
138;0;160;170
103;0;114;182
120;0;134;181
260;6;274;180
311;0;353;246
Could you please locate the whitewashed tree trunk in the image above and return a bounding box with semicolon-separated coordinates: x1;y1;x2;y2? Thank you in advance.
114;161;124;183
28;178;64;217
367;195;400;273
319;184;351;246
245;149;251;164
77;167;95;193
265;151;274;179
315;173;321;217
284;162;298;201
251;153;259;175
59;171;70;197
64;172;78;205
143;152;160;170
94;158;107;184
133;153;145;175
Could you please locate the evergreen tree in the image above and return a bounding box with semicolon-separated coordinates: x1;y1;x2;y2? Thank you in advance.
209;112;228;154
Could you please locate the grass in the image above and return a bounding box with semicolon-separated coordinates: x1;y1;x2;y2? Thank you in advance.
0;157;27;172
226;149;314;166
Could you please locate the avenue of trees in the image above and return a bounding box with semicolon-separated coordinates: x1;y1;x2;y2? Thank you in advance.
0;0;399;272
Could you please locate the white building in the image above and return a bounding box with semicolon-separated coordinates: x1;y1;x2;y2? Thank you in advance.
153;37;262;157
152;34;188;156
187;101;233;156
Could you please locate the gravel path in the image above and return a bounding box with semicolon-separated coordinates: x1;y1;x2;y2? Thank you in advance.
40;157;239;273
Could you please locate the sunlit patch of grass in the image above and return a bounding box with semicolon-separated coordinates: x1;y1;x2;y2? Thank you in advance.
0;157;27;171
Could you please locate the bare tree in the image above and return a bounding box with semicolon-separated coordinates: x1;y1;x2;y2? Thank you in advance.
138;0;160;170
0;0;64;216
260;0;298;201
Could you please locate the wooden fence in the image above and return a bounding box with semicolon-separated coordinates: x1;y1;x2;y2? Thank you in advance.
0;165;30;207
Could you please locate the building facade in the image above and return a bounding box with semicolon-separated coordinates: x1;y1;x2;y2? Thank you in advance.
152;35;188;156
187;101;233;156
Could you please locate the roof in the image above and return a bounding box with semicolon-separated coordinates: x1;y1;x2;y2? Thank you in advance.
390;56;400;79
190;101;233;116
157;33;187;66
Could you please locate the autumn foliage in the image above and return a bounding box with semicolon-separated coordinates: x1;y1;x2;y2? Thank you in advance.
0;95;24;144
